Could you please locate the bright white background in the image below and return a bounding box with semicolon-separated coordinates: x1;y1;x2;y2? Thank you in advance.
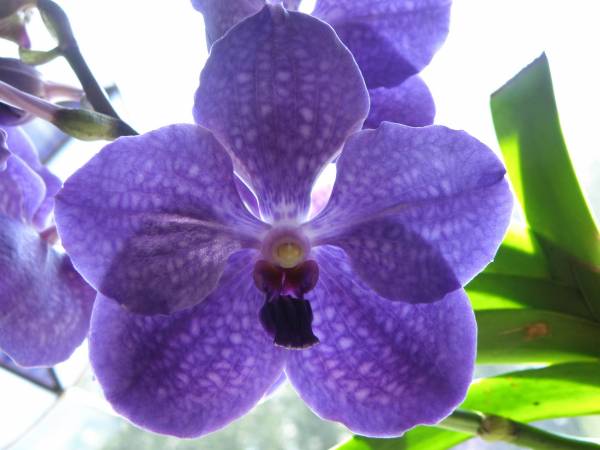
1;1;600;448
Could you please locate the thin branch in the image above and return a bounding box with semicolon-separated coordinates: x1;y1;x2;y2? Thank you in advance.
36;0;136;135
0;364;62;394
439;409;600;450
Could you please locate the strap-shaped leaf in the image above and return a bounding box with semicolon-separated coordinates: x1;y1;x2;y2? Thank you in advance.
467;274;589;318
483;225;550;279
335;363;600;449
491;53;600;269
477;309;600;363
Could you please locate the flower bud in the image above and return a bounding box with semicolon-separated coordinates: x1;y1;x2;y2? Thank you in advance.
0;0;34;48
0;58;43;125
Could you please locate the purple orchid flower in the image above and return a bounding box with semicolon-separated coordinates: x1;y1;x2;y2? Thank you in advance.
0;126;94;367
54;6;511;438
192;0;450;128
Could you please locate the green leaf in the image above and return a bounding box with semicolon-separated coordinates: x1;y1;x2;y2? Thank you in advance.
464;363;600;418
572;263;600;321
490;53;600;269
476;309;600;363
334;363;600;450
483;225;550;279
532;234;600;321
467;274;589;318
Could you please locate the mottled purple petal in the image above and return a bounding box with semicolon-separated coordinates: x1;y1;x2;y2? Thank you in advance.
191;0;264;47
194;5;369;221
4;126;37;168
55;124;267;315
307;123;512;302
286;246;475;437
318;217;461;303
0;152;45;223
90;250;286;438
0;214;94;366
365;76;435;128
31;168;61;230
264;371;287;398
313;0;451;88
5;126;62;229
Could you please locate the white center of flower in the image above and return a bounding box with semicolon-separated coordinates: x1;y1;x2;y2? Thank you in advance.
274;241;304;268
262;226;311;269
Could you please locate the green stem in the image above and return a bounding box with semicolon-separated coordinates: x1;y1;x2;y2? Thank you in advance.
0;78;135;140
439;409;600;450
36;0;136;134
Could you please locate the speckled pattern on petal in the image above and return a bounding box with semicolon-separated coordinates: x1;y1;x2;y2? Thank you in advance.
286;246;475;437
90;250;286;438
307;123;513;302
313;0;451;88
365;75;435;128
0;215;94;366
0;153;45;223
55;124;268;315
194;5;369;222
319;216;460;303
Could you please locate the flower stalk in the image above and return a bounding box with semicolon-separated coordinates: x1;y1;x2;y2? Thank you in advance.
439;409;600;450
0;79;136;140
36;0;135;132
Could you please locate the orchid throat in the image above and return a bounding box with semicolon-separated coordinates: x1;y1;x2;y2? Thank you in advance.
254;227;319;349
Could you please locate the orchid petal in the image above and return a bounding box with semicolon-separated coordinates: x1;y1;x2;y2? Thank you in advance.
55;124;267;315
194;6;369;222
0;152;45;223
90;250;286;438
0;214;94;366
286;246;475;437
5;126;62;229
191;0;304;49
365;76;435;128
307;123;512;303
313;0;451;88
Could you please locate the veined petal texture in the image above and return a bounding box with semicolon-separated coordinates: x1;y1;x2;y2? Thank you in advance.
56;124;267;315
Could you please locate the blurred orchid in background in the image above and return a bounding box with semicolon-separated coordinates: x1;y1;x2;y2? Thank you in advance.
0;125;94;367
55;5;511;438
